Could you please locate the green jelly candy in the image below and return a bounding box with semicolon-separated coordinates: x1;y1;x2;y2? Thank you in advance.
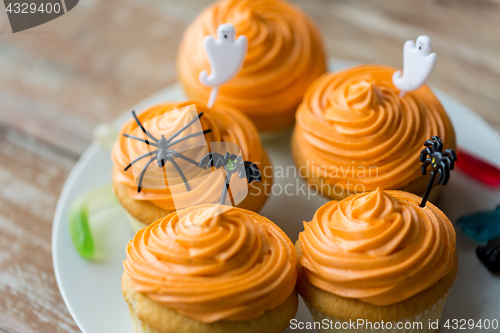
69;200;95;259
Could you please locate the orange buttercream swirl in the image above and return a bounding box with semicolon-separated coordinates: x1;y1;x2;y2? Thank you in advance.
124;205;297;323
295;65;455;192
299;189;456;306
111;101;263;210
178;0;326;126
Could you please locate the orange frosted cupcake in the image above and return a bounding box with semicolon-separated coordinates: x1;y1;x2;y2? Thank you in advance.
178;0;326;133
122;204;298;333
292;65;456;200
112;101;272;231
296;189;458;332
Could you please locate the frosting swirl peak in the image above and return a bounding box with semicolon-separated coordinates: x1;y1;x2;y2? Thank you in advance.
124;205;297;323
342;80;382;114
295;65;455;192
178;0;326;131
299;189;456;305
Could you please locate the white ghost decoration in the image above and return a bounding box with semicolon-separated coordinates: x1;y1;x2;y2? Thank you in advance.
199;23;248;108
392;35;437;96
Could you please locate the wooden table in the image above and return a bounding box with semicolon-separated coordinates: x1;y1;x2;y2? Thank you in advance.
0;0;499;332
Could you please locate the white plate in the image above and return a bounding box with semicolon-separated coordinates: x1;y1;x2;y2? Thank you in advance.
53;60;500;333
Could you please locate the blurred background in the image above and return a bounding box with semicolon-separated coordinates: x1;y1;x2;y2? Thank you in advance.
0;0;499;332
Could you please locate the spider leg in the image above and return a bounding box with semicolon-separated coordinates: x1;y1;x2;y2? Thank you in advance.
443;149;457;169
123;133;158;147
220;173;232;205
439;161;450;185
237;158;246;179
436;168;444;184
166;155;191;191
424;140;435;147
166;149;199;167
423;147;434;160
420;148;429;162
165;112;207;144
442;157;452;172
227;179;236;207
432;136;443;152
124;149;158;171
131;111;158;143
137;156;157;193
445;149;457;160
421;159;431;175
167;129;212;148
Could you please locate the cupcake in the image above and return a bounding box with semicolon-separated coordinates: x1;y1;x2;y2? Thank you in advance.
112;101;272;231
296;188;458;332
122;204;298;333
292;65;456;201
177;0;327;134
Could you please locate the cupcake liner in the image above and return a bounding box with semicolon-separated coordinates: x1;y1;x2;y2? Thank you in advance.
303;294;448;333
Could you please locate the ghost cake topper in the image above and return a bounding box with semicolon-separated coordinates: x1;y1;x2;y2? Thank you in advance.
392;35;437;97
199;152;261;205
199;23;248;108
419;135;457;207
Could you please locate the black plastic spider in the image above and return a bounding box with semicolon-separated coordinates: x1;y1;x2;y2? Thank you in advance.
477;236;500;273
199;152;261;205
123;110;211;193
419;135;457;207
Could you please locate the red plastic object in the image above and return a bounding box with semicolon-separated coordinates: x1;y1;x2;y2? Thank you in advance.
456;149;500;187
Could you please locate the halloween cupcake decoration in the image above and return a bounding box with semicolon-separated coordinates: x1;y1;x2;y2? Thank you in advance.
112;102;272;230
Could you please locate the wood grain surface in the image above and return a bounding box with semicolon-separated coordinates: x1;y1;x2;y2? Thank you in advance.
0;0;499;332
